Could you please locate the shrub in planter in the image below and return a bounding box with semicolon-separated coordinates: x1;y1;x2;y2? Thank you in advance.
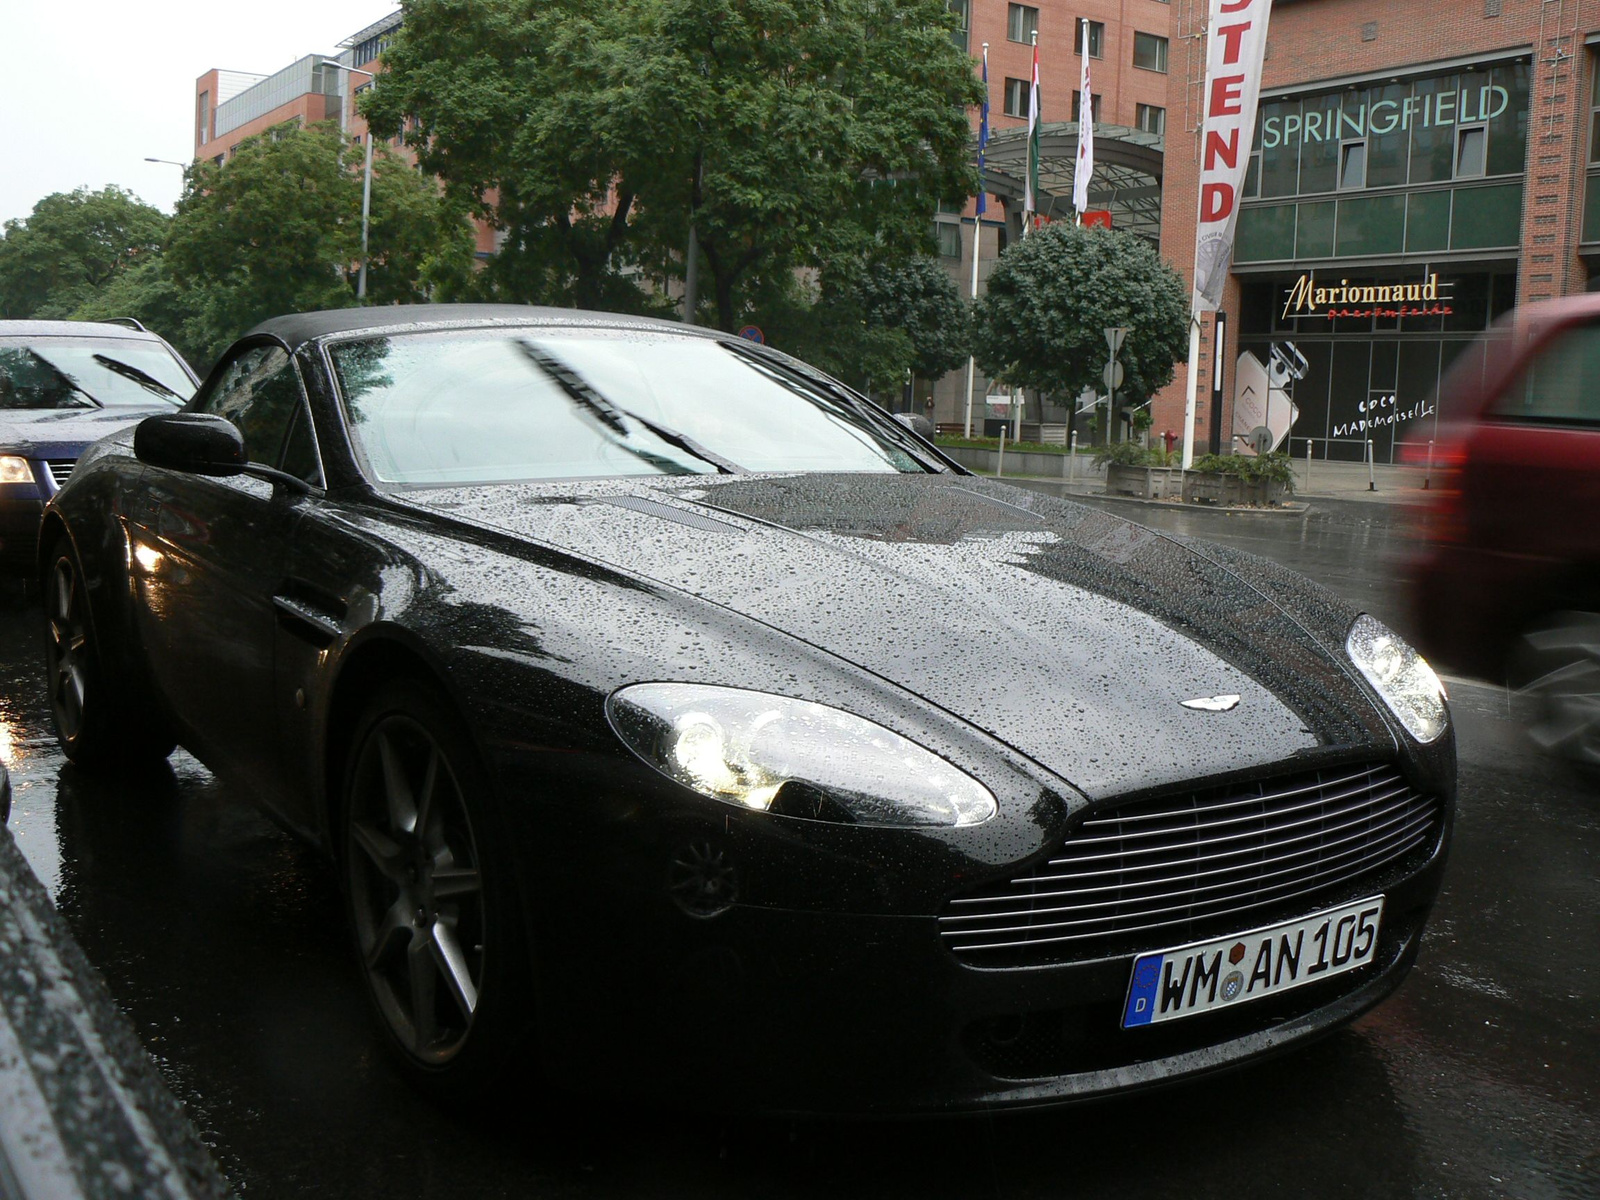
1188;451;1296;494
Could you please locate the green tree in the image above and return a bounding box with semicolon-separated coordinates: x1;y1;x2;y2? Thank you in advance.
366;0;982;331
972;224;1188;430
852;254;969;380
165;121;475;363
0;187;169;319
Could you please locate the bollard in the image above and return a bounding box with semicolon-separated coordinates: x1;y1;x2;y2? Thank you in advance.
1367;438;1376;491
997;427;1006;478
1425;438;1434;490
1067;430;1076;482
1305;438;1312;493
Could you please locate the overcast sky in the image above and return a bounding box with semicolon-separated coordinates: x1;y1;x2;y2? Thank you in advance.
2;1;399;227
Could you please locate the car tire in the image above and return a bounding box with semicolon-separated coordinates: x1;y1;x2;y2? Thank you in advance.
339;677;535;1105
42;536;174;768
1514;609;1600;773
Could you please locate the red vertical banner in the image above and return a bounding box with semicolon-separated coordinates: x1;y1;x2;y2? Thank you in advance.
1192;0;1273;313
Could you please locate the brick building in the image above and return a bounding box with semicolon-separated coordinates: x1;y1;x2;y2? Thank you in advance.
1151;0;1600;462
185;1;1600;456
932;0;1177;432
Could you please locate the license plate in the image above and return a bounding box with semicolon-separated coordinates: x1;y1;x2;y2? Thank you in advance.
1121;896;1385;1028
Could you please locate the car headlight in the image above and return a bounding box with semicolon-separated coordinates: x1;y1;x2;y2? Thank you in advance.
1346;614;1448;743
0;455;34;484
607;683;998;827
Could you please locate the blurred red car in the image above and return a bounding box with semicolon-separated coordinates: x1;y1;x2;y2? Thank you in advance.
1411;292;1600;766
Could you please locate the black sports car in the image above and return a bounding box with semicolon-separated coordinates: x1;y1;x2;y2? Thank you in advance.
41;305;1455;1114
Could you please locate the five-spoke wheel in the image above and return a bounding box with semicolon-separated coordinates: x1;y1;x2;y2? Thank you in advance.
342;680;528;1096
1516;610;1600;771
44;545;90;750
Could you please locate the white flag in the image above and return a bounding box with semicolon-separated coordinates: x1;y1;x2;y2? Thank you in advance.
1192;0;1273;312
1073;23;1093;216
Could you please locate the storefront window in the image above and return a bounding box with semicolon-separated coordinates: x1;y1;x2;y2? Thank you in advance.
1408;75;1458;184
1366;83;1410;187
1258;98;1301;198
1485;61;1530;176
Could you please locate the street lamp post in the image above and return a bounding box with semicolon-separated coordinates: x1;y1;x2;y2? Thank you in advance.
323;59;376;301
143;157;188;170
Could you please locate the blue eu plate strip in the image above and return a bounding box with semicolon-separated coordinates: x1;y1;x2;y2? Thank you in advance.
1123;954;1163;1027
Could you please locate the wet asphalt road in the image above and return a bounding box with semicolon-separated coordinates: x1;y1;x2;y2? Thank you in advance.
1;492;1596;1199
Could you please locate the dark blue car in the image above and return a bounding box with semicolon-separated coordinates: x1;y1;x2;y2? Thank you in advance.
0;320;197;573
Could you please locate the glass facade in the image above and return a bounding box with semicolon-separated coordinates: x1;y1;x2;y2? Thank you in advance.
1231;60;1531;464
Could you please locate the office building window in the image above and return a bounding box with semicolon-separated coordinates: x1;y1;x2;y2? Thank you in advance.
936;222;962;258
948;0;970;52
1133;32;1169;72
1007;4;1038;43
1072;91;1102;124
1591;59;1600;163
1004;77;1029;118
1456;126;1487;177
196;91;210;145
1076;19;1104;58
1135;104;1166;135
1339;141;1367;189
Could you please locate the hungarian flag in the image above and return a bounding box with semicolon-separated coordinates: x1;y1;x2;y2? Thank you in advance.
976;45;990;215
1073;21;1093;216
1023;37;1040;223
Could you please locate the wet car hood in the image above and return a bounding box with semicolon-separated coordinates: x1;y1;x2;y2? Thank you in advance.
399;473;1394;799
1;406;173;454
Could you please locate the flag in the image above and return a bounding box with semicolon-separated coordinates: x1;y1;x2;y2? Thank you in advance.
1073;20;1094;216
1192;0;1273;311
1023;36;1040;224
976;45;989;215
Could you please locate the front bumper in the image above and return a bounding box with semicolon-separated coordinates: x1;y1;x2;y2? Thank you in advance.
0;490;45;575
518;771;1452;1115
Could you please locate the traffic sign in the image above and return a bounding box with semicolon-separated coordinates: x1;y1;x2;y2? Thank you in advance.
1105;326;1128;357
1103;361;1125;390
738;325;765;344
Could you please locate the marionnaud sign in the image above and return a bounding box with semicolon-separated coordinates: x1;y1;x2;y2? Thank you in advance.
1262;85;1511;150
1281;272;1454;321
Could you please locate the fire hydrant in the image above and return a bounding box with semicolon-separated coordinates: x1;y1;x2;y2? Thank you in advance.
1163;430;1177;454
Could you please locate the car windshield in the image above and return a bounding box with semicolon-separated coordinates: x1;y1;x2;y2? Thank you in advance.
328;328;930;485
0;337;193;410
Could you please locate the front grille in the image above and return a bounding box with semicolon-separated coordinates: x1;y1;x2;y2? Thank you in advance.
44;459;75;487
942;762;1443;966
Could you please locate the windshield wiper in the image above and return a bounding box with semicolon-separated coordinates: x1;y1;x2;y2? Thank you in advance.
92;354;186;403
515;339;744;475
23;350;102;409
717;340;951;474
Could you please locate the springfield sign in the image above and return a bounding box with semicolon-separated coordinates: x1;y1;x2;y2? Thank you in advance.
1262;84;1512;149
1281;272;1454;321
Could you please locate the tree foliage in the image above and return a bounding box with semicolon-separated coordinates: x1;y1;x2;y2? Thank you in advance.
0;187;168;320
366;0;982;331
773;254;968;393
972;224;1189;406
164;121;475;363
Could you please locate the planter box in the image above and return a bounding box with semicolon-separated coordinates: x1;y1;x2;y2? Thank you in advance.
1105;463;1183;500
1182;472;1287;506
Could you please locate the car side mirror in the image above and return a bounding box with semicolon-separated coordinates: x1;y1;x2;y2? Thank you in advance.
134;413;246;477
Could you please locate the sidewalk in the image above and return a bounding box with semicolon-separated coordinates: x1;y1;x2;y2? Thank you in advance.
984;456;1442;509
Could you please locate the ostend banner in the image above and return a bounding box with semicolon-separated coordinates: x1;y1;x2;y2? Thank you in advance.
1192;0;1273;313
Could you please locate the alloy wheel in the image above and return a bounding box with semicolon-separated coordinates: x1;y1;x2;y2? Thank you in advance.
346;714;486;1066
46;554;88;744
1517;611;1600;768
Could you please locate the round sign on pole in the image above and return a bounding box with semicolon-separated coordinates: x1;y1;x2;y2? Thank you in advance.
738;325;765;344
1103;361;1125;390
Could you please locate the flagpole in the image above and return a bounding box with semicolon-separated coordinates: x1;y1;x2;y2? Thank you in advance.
964;42;990;439
1023;31;1039;239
